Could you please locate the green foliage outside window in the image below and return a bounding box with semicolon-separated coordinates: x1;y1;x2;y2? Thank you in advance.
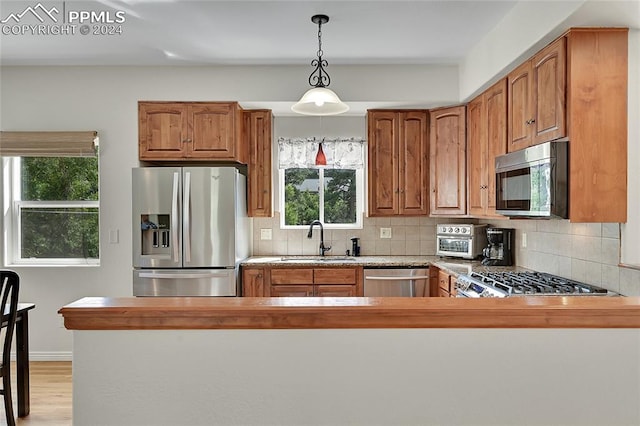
20;157;99;259
284;168;356;226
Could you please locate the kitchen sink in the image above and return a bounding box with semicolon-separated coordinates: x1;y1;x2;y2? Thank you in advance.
279;256;357;263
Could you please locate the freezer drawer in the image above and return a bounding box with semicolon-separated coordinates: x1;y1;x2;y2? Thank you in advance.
363;268;430;297
133;269;238;296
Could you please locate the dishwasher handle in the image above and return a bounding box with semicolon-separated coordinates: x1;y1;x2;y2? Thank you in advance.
364;275;430;281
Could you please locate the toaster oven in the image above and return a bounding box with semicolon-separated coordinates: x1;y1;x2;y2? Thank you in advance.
436;224;487;259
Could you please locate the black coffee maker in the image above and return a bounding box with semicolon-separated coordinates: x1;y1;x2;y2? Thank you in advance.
481;228;514;266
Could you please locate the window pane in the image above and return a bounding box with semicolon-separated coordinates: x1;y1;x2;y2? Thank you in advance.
284;168;319;226
21;157;99;201
324;169;357;224
20;207;99;259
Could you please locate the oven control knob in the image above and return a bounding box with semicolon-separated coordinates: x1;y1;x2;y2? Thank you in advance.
454;227;460;233
447;227;453;233
462;228;468;234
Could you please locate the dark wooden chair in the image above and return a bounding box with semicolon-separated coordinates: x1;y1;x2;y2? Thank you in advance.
0;270;20;426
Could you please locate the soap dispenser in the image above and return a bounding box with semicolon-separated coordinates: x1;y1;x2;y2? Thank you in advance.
350;237;361;257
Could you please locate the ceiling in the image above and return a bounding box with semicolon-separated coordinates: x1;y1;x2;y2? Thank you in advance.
0;0;518;66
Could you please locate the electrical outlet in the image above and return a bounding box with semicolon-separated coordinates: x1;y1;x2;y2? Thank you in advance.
522;232;527;248
260;228;272;240
109;229;119;244
380;227;392;239
59;316;65;329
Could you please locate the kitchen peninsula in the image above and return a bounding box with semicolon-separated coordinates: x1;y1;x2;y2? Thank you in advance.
60;296;640;426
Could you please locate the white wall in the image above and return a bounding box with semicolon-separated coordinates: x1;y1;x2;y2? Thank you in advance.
73;328;640;426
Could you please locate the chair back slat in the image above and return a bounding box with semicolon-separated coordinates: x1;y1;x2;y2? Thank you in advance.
1;271;20;363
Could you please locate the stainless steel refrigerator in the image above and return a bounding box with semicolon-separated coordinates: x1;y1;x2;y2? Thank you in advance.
132;167;251;296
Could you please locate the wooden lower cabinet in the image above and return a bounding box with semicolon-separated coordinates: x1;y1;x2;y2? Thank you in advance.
315;285;358;297
242;266;363;297
430;267;457;298
242;268;266;297
271;285;314;297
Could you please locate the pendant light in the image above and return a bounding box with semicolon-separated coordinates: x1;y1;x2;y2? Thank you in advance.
291;14;349;116
315;142;327;166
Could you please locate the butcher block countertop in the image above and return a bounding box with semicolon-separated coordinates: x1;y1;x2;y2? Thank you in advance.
59;296;640;330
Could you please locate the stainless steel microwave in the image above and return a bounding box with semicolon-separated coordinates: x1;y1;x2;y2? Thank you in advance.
495;141;568;218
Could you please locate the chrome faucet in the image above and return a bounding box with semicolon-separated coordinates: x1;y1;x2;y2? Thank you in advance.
307;220;331;256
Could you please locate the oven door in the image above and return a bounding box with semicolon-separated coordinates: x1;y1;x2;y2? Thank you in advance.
436;236;473;259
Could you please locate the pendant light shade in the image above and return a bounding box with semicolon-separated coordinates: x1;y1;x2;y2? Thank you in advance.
292;14;349;116
291;87;349;116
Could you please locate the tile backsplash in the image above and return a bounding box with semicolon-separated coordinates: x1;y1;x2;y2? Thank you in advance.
252;213;474;258
250;213;640;296
478;219;640;296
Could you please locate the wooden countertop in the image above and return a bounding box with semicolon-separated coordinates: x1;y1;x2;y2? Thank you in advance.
59;296;640;330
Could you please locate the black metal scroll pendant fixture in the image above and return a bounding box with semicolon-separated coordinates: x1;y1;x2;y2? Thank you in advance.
291;14;349;116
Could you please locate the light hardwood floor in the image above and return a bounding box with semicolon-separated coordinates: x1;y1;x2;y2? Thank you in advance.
1;361;72;426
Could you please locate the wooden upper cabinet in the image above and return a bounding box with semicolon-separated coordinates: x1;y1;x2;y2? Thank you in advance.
138;101;246;163
467;94;485;217
507;61;534;152
533;37;566;144
368;111;399;216
566;28;627;223
367;110;428;216
485;80;508;215
504;28;627;222
398;112;429;215
138;102;188;158
245;110;273;217
468;79;507;218
507;37;566;152
429;105;467;216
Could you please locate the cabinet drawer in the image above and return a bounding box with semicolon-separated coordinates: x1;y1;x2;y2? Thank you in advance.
438;270;451;292
271;285;314;297
314;268;356;285
315;285;357;297
270;269;313;285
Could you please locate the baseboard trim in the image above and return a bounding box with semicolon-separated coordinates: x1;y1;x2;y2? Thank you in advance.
11;351;72;362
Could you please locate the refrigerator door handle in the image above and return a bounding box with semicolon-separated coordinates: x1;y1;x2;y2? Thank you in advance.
138;272;231;279
171;172;180;262
184;171;191;263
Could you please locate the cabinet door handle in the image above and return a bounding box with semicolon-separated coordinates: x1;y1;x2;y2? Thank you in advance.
526;119;536;125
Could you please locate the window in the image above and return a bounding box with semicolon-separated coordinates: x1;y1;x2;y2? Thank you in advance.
278;137;365;229
281;168;362;227
4;156;99;265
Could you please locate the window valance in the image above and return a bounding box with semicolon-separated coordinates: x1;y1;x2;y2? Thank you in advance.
0;131;99;157
278;137;365;169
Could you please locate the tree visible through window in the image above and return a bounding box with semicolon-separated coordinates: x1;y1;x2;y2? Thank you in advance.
13;157;99;261
283;168;357;226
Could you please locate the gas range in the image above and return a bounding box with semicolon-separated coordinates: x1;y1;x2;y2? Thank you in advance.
456;271;617;298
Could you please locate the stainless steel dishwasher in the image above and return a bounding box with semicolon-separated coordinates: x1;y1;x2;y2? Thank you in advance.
363;268;430;297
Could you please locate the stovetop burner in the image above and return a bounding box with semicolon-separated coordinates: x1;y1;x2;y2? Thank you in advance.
456;271;614;298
